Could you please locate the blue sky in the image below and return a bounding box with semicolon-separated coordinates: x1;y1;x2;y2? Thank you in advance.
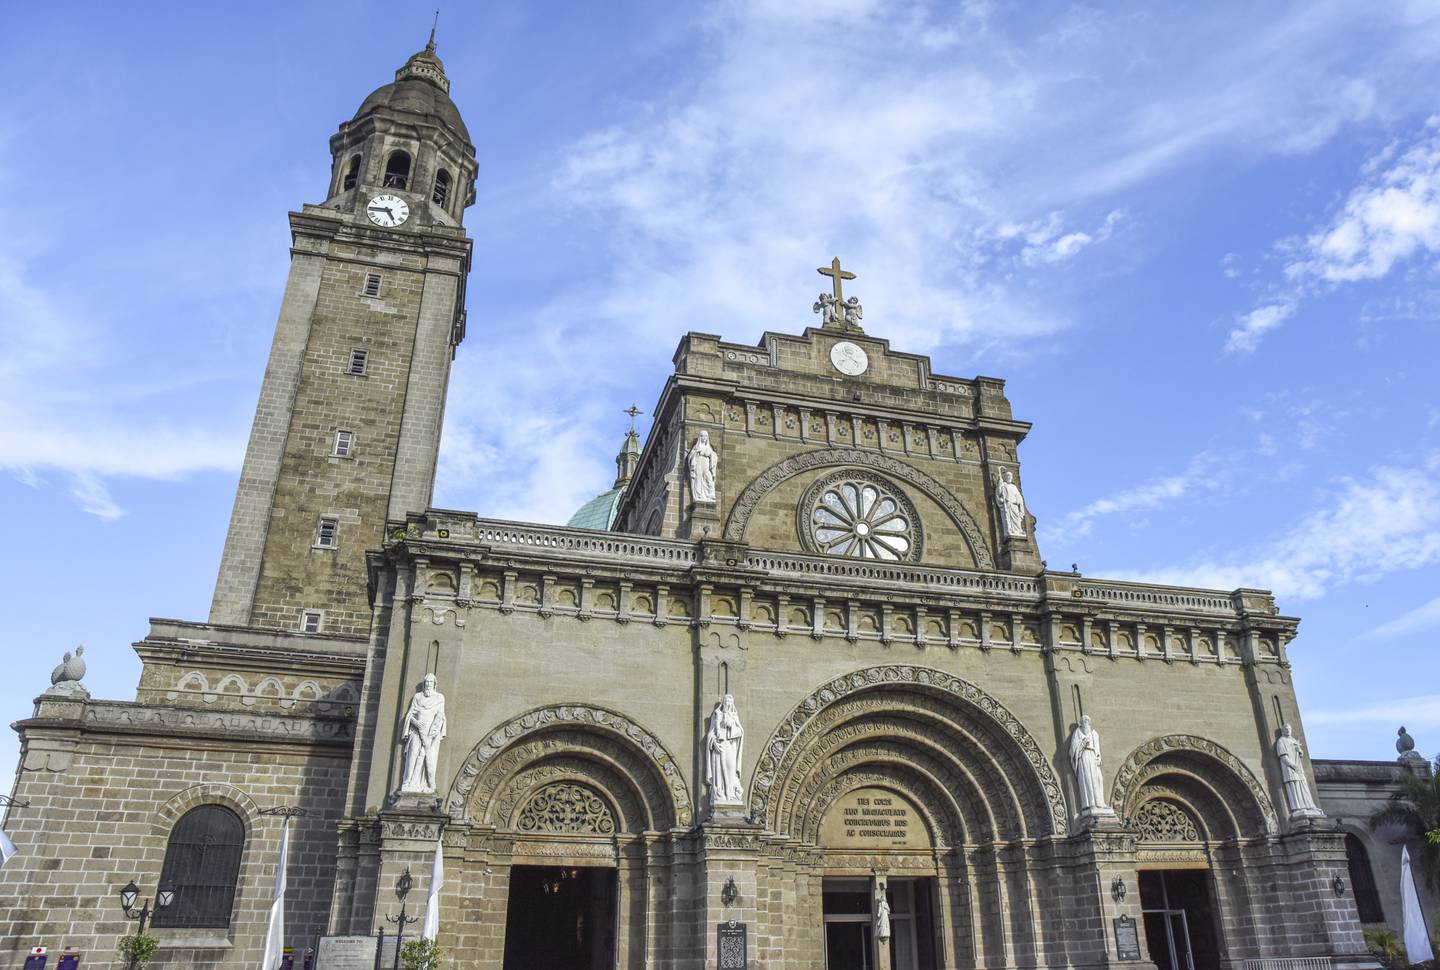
3;1;1440;786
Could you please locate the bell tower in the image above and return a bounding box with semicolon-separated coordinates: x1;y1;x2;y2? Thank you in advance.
209;37;477;637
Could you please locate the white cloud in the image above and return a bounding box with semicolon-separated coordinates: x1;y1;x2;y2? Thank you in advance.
1114;458;1440;601
1366;594;1440;640
1306;692;1440;730
1042;452;1226;545
1226;302;1295;355
1018;210;1124;266
1228;120;1440;351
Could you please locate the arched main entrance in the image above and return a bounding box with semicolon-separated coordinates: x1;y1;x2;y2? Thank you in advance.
447;705;691;970
750;665;1067;969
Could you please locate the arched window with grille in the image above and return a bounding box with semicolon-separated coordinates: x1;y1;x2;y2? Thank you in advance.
1345;833;1384;924
151;805;246;928
432;168;452;207
341;154;362;191
383;151;411;190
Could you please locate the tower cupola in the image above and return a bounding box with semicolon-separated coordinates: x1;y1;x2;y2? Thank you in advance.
324;33;477;229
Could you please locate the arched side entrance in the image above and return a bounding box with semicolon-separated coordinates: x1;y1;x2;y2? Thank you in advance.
749;665;1067;970
1111;735;1280;970
445;705;692;970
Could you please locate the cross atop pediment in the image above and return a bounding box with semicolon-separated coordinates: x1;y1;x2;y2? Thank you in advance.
813;257;864;332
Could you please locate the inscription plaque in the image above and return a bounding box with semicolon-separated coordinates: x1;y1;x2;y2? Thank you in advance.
1113;916;1141;960
717;920;747;970
820;787;929;849
315;936;379;970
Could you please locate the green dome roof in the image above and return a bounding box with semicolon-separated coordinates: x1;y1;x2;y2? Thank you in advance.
566;486;625;531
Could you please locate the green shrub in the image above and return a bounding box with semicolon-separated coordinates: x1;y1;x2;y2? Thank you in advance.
400;938;439;970
115;933;159;969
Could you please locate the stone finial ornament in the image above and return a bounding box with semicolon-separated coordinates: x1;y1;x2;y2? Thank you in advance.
1274;724;1324;820
1397;726;1425;763
399;673;447;794
45;645;88;697
704;694;745;808
1068;714;1114;820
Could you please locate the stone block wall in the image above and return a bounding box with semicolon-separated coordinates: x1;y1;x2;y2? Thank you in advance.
0;698;351;970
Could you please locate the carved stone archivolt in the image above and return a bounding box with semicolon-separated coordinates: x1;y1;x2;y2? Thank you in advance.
1111;735;1277;838
517;783;617;835
749;665;1066;837
1134;799;1200;843
447;705;692;828
723;448;993;568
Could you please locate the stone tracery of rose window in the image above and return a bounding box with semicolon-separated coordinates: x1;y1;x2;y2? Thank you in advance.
799;471;922;562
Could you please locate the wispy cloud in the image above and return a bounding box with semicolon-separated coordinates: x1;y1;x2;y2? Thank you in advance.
1307;691;1440;730
1113;458;1440;600
1366;594;1440;640
1228;119;1440;352
1041;452;1228;545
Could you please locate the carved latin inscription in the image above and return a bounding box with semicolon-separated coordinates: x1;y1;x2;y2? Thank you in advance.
820;787;929;849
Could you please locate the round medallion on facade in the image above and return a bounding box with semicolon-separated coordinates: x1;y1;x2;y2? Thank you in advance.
798;470;922;561
829;340;869;376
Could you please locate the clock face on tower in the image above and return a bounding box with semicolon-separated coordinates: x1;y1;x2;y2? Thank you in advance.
830;340;869;376
366;194;410;228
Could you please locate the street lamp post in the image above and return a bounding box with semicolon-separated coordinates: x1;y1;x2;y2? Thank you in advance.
384;868;420;970
117;880;176;970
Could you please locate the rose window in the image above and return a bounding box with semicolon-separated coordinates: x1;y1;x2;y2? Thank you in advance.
800;472;922;562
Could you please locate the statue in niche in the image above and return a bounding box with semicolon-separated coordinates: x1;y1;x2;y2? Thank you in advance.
874;887;891;940
687;430;718;504
994;468;1027;539
1274;724;1323;819
400;673;447;794
704;694;745;806
1068;715;1114;817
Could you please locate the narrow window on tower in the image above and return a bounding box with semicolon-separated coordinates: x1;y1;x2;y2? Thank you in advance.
341;154;362;191
347;349;368;375
300;610;323;634
314;517;339;550
362;273;382;297
432;169;452;207
383;150;411;190
333;429;354;458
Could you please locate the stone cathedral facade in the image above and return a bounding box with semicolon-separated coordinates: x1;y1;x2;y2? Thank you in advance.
0;40;1406;970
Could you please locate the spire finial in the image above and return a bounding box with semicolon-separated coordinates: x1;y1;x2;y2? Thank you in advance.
624;404;642;435
428;10;439;51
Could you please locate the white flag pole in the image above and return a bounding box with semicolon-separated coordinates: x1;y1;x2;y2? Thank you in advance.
1402;845;1434;964
261;816;291;970
421;837;444;942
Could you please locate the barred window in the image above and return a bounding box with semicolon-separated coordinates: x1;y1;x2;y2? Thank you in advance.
432;169;452;207
151;805;245;929
301;610;323;634
315;517;339;549
347;349;368;375
333;429;354;458
362;274;382;298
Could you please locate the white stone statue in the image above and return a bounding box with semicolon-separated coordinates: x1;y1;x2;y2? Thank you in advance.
400;673;447;794
704;694;745;806
1274;724;1323;820
994;469;1027;539
813;292;840;327
874;887;891;940
687;430;718;504
1068;715;1114;818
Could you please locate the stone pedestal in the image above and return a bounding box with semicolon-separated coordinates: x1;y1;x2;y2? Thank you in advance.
684;499;721;540
1001;535;1042;573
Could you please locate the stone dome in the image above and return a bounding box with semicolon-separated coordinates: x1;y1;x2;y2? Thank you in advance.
352;43;470;144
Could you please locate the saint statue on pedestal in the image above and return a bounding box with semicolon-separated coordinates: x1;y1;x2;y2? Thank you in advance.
704;694;745;806
400;673;447;794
